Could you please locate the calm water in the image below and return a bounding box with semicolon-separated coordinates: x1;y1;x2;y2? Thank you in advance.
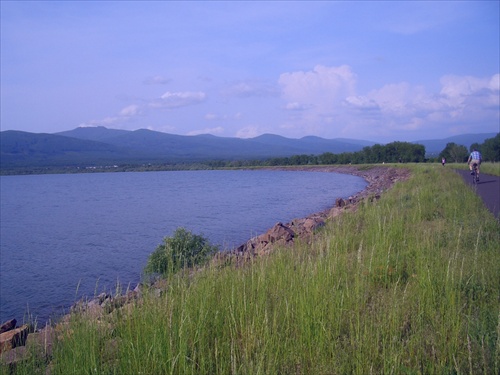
0;170;366;324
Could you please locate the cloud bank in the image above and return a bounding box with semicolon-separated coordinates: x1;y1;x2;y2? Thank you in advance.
275;66;499;140
80;67;499;141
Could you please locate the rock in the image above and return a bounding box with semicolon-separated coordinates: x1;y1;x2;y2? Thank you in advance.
0;325;55;369
26;325;54;358
71;289;141;317
262;222;294;244
302;217;325;233
0;345;28;367
233;222;296;257
106;290;138;312
368;194;381;202
97;292;111;305
133;284;142;298
0;324;29;354
0;319;16;334
228;166;411;262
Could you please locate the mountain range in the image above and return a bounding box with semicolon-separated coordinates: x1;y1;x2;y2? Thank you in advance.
0;126;497;171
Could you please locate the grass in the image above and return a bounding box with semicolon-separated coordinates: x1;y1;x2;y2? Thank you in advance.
449;161;500;176
3;164;499;374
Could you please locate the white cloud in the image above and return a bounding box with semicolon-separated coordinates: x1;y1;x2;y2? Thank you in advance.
439;74;500;111
79;104;142;127
489;74;500;91
367;83;412;113
276;65;358;137
426;74;499;124
119;104;141;117
146;124;177;133
236;126;263;138
279;65;357;111
440;75;488;98
274;64;498;140
79;116;120;127
149;91;207;109
340;72;499;138
79;90;207;129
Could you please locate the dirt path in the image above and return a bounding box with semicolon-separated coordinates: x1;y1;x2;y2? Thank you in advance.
455;169;500;220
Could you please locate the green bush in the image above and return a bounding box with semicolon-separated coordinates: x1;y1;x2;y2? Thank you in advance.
144;228;219;277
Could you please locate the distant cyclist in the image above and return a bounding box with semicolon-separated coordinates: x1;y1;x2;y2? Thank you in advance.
467;148;482;179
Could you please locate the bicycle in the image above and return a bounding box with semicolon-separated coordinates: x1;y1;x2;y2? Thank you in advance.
471;163;479;185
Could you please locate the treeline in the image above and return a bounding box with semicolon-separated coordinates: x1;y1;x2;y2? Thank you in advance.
2;134;498;175
439;133;500;163
215;134;499;168
207;141;426;168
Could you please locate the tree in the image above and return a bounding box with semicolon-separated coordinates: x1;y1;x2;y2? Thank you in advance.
289;154;313;165
481;133;500;162
144;228;219;277
318;152;337;164
439;142;468;163
470;142;481;152
370;144;385;163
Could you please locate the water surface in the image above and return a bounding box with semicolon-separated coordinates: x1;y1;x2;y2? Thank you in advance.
0;170;366;324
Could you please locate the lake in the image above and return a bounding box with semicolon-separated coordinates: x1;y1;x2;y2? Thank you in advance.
0;170;367;325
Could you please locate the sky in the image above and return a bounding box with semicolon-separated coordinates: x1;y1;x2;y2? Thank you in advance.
1;1;499;143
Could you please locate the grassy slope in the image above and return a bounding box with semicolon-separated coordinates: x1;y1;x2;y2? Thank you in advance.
451;161;500;176
6;164;499;374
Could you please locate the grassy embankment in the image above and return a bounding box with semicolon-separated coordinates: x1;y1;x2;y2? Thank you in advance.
450;161;500;176
4;164;499;374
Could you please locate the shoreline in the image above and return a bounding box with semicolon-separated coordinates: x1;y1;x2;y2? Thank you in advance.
261;165;410;200
0;165;410;365
222;165;411;259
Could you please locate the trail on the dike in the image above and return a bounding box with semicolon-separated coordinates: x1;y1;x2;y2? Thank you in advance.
455;168;500;220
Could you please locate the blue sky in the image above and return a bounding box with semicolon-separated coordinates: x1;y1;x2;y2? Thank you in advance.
1;1;499;143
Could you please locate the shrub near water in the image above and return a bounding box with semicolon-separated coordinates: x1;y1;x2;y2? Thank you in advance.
143;227;219;277
6;165;499;374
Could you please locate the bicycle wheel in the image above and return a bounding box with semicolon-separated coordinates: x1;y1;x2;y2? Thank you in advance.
472;165;478;185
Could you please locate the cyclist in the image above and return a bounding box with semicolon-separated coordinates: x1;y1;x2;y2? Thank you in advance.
467;148;482;180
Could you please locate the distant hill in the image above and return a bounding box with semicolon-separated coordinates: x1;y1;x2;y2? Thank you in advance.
57;126;130;142
0;130;140;168
56;127;375;158
250;134;373;154
1;127;497;172
413;133;497;155
1;127;374;171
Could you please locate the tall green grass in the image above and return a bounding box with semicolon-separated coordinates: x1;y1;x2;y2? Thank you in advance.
4;164;499;374
450;161;500;176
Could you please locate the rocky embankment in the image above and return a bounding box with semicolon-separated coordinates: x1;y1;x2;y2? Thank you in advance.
219;166;410;259
0;165;410;370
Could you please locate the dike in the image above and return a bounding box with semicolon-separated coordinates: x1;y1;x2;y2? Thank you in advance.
215;166;411;262
1;165;410;370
